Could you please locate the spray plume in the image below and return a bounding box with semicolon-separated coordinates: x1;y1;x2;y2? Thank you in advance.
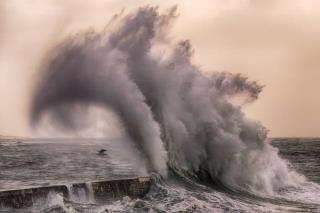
30;6;303;194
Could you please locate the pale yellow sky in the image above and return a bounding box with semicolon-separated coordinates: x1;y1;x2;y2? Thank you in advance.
1;0;320;137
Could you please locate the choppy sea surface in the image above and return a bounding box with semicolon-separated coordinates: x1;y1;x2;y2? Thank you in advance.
1;137;320;213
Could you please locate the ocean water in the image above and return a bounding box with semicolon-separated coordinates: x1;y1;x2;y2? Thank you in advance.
0;138;320;213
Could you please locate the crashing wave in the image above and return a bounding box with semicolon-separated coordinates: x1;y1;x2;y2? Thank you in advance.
30;6;303;194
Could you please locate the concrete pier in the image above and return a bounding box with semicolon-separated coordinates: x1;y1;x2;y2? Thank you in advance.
0;177;151;209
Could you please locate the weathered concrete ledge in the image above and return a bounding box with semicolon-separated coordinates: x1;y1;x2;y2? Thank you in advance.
0;177;151;209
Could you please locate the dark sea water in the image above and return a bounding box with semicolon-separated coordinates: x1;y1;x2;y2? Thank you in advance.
272;138;320;184
1;138;320;213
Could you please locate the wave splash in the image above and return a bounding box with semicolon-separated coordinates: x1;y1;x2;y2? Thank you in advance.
30;6;303;194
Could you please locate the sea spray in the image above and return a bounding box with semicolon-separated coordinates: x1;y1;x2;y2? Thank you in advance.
30;6;303;194
66;183;95;204
85;182;95;204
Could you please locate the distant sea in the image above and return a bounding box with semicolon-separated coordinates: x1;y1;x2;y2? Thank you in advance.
0;137;320;212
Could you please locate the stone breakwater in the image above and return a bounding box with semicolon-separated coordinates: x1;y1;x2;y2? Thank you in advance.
0;177;151;209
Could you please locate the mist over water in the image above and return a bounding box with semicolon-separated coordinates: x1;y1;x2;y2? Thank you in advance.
30;7;303;194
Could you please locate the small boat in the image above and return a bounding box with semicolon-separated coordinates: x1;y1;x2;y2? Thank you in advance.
98;149;107;155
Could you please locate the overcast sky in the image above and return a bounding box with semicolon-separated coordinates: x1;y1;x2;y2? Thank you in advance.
1;0;320;137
